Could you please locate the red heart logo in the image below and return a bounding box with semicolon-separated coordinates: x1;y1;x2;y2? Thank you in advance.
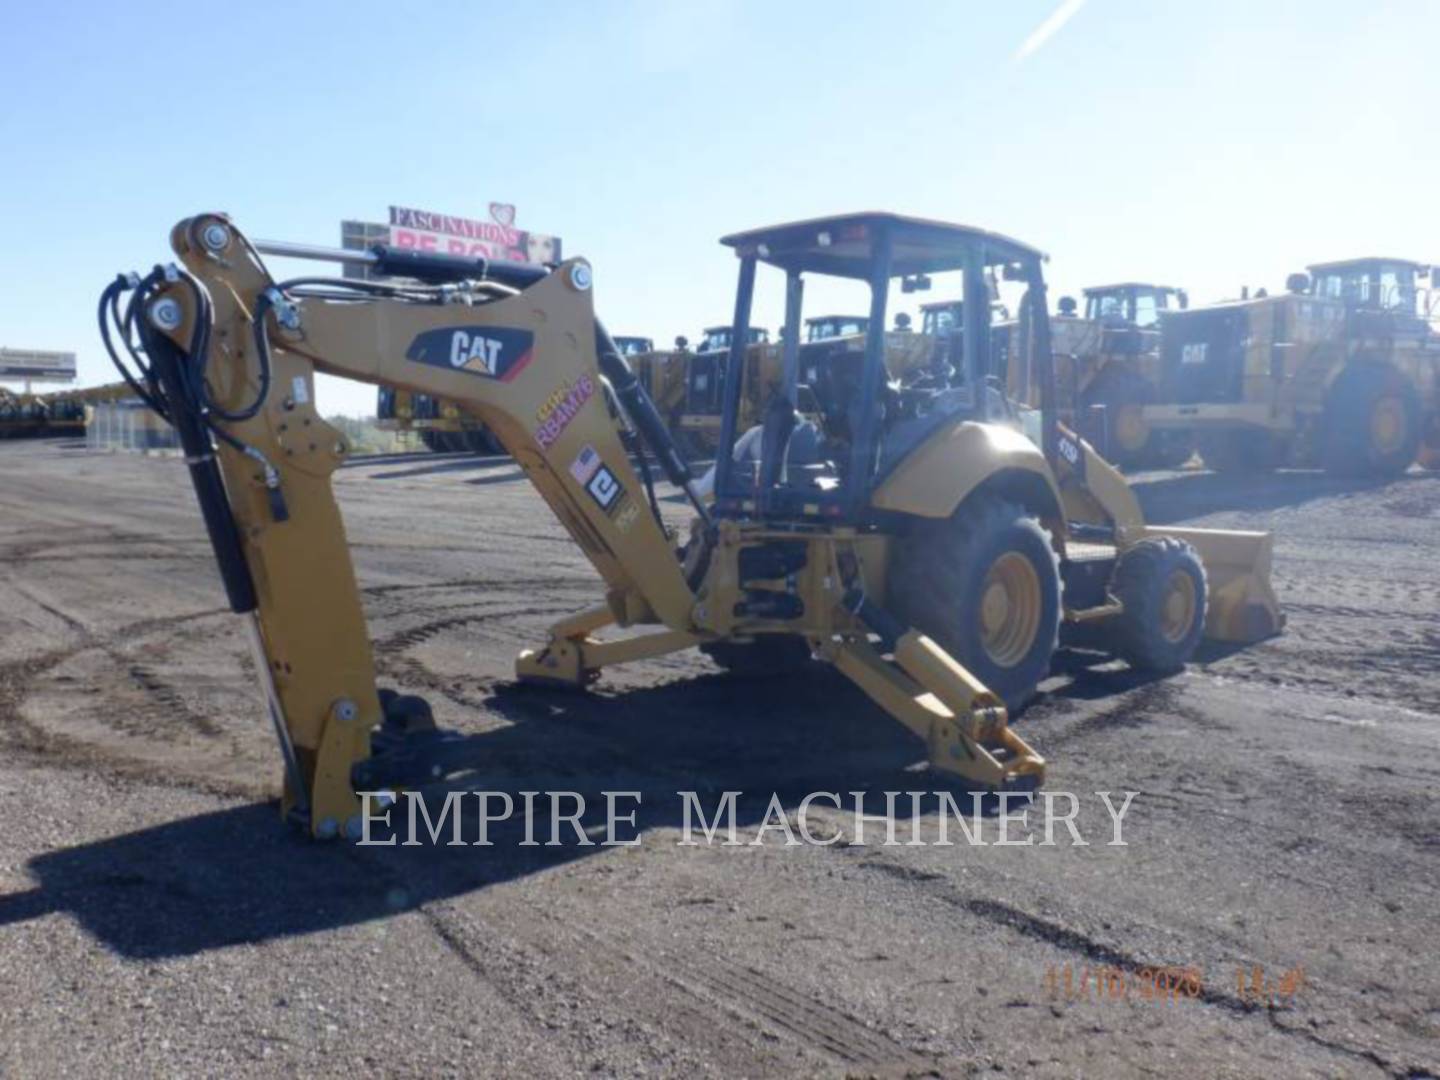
489;203;517;227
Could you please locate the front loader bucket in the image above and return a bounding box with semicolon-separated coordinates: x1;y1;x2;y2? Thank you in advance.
1144;526;1285;643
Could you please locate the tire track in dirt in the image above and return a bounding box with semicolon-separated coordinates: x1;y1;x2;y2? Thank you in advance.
411;891;926;1072
657;946;925;1068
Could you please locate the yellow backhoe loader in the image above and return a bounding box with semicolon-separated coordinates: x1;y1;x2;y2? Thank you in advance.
100;211;1282;839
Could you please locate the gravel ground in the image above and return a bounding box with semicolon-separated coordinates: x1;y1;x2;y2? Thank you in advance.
0;437;1437;1078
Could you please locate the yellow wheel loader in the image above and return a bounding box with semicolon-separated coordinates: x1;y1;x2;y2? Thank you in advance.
1144;259;1440;477
100;212;1283;839
995;284;1192;469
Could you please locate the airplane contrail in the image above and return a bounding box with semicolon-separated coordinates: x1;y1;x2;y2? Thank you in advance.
1015;0;1087;61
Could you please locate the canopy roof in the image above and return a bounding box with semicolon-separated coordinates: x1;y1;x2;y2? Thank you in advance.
720;212;1044;280
1307;257;1428;274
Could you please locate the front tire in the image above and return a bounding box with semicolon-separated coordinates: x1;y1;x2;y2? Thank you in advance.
891;498;1062;713
1321;364;1421;478
1110;538;1207;672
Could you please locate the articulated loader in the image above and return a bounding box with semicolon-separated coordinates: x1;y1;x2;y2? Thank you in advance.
101;211;1282;839
1145;258;1440;476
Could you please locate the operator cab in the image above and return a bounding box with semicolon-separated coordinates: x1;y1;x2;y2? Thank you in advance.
711;212;1054;521
612;335;655;356
697;325;769;354
920;300;964;337
687;325;771;417
1081;284;1187;329
804;315;870;342
1306;258;1430;316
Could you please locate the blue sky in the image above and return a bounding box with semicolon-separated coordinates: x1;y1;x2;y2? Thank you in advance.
2;0;1435;415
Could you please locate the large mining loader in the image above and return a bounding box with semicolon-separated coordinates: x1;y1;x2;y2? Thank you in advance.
1144;258;1440;476
100;211;1282;839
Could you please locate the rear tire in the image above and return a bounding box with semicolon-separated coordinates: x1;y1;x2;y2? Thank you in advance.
890;498;1062;713
1321;364;1421;478
701;635;813;677
1110;538;1207;673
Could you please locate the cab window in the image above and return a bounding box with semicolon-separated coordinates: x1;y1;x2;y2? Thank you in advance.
1133;293;1159;328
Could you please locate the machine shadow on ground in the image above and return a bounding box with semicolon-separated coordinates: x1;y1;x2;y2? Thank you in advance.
0;663;1062;962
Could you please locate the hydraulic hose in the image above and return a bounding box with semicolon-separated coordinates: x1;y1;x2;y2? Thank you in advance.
137;318;258;613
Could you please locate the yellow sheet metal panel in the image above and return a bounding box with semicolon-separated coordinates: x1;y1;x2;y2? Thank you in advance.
869;419;1062;521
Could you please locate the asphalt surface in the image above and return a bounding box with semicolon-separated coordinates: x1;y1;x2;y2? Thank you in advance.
0;437;1437;1078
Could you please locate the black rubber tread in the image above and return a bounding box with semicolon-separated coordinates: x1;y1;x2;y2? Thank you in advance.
889;497;1062;713
1320;363;1422;479
1109;537;1207;673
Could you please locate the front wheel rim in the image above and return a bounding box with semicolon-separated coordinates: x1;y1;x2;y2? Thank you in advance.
1159;569;1198;644
978;552;1043;668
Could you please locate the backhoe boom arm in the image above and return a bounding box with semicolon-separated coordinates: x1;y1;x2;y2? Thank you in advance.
114;214;699;835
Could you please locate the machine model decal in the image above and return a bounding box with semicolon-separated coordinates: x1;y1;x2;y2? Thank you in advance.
534;375;595;448
569;444;601;484
1057;432;1083;467
613;499;640;533
405;326;535;382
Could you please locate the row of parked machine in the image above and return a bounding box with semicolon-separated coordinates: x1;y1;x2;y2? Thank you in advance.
378;255;1440;478
0;384;129;439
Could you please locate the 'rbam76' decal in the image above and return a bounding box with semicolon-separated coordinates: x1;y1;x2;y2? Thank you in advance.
534;375;595;448
405;327;535;382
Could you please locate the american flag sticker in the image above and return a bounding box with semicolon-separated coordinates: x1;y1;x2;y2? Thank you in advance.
569;444;601;485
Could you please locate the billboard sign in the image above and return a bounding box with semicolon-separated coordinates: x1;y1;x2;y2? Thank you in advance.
0;347;76;384
340;203;562;282
388;204;561;265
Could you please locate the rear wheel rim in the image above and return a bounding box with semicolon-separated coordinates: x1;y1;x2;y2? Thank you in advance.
1369;396;1408;455
978;552;1042;668
1113;404;1149;453
1159;569;1198;644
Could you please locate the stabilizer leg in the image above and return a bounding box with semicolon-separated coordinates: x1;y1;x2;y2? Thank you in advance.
827;634;1045;789
516;603;698;685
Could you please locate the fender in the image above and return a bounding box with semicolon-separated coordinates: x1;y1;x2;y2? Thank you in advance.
870;419;1064;525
